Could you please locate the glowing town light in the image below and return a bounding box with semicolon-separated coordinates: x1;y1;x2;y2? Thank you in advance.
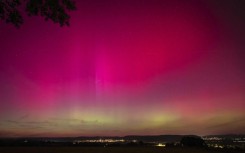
156;143;166;147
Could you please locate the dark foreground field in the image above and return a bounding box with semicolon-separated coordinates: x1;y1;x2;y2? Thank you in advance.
0;147;243;153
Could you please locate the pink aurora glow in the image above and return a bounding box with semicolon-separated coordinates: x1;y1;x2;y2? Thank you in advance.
0;0;244;137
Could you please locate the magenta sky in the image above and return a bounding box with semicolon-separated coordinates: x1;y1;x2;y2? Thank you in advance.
0;0;245;137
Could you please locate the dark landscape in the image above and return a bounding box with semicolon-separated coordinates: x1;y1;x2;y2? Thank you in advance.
1;147;242;153
1;135;245;153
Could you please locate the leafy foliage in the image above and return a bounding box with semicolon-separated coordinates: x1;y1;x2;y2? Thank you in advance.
0;0;76;27
0;0;23;27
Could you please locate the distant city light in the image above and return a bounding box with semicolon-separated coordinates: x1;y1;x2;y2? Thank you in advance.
156;143;166;147
73;139;125;144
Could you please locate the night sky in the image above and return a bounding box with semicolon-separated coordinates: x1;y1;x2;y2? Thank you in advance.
0;0;245;137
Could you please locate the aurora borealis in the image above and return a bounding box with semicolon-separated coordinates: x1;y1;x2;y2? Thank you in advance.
0;0;245;137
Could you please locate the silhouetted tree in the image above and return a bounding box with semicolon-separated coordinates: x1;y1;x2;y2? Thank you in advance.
0;0;76;27
180;135;206;147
